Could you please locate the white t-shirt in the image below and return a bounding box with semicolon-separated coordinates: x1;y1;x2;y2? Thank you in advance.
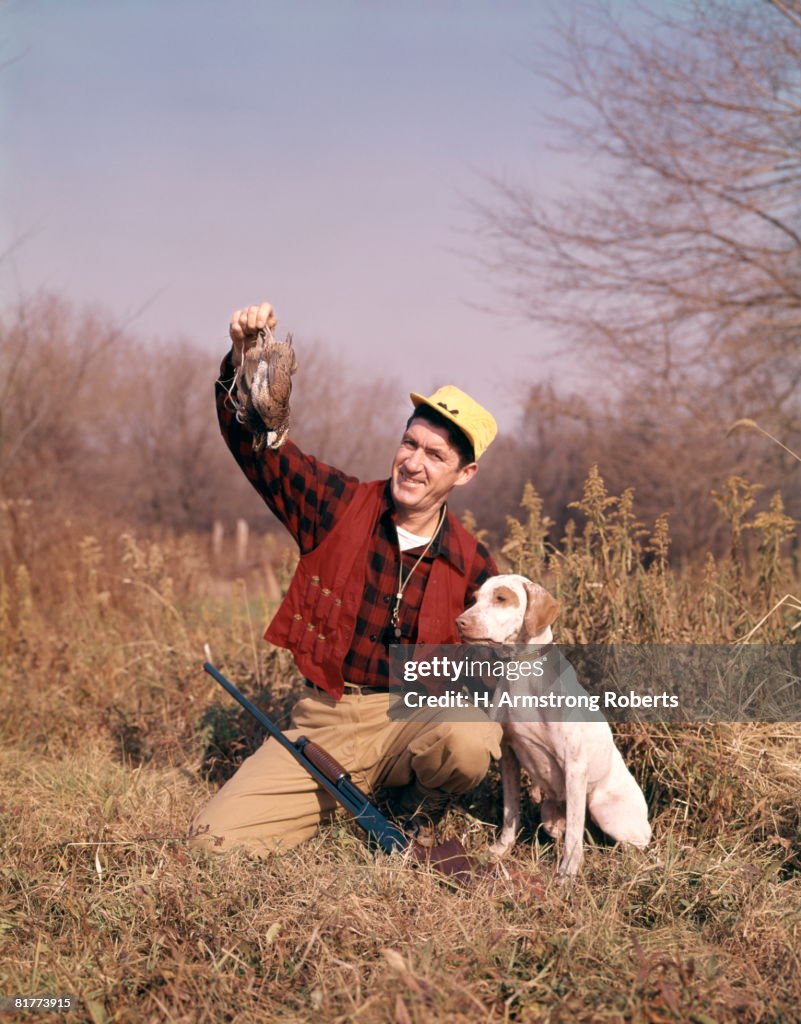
396;525;432;552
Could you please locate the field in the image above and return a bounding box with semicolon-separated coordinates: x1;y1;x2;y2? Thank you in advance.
1;472;800;1024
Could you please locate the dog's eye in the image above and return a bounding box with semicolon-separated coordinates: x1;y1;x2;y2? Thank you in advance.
494;594;506;603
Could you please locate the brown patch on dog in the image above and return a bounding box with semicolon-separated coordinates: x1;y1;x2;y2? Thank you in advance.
493;585;520;607
522;582;560;639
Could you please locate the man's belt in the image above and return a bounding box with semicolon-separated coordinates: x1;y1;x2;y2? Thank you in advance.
305;679;394;695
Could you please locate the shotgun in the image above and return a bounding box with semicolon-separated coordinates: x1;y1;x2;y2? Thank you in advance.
202;662;479;882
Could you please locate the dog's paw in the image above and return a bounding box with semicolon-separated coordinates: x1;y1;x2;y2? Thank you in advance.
488;840;514;862
557;852;583;878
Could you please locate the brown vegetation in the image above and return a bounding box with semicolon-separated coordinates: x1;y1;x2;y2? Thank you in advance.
1;465;799;1022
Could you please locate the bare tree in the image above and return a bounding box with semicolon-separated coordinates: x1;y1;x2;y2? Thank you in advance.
0;295;124;497
477;0;800;406
289;341;405;481
472;0;801;551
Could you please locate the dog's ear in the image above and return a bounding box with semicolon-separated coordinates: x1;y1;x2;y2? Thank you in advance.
522;580;560;639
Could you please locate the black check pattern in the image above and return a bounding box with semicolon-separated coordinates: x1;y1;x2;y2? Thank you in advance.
216;353;497;686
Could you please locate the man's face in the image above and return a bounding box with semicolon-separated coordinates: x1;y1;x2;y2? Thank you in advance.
390;417;477;517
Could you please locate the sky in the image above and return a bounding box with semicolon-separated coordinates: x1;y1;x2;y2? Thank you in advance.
3;0;650;427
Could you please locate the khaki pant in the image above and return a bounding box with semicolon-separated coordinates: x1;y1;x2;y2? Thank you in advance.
188;688;502;855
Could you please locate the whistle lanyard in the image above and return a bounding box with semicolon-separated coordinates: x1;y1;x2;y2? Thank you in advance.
390;506;446;639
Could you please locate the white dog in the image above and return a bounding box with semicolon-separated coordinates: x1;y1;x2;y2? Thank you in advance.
456;574;651;876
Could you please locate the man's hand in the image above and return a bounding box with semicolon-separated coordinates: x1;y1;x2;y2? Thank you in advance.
229;303;278;367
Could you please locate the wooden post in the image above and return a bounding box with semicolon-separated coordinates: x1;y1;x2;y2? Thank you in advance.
236;518;249;568
264;561;281;604
212;520;224;564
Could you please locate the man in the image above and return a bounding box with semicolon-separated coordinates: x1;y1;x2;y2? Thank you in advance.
189;301;502;855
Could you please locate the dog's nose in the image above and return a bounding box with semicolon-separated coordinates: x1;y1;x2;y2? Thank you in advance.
455;611;472;633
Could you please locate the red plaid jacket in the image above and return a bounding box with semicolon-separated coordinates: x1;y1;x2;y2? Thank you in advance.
216;353;497;687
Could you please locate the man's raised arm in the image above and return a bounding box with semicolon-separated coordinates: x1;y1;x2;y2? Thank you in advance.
216;301;359;553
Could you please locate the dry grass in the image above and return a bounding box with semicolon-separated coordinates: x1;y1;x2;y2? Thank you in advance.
1;470;800;1023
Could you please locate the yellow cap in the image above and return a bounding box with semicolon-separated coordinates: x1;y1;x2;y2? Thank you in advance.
409;385;498;461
